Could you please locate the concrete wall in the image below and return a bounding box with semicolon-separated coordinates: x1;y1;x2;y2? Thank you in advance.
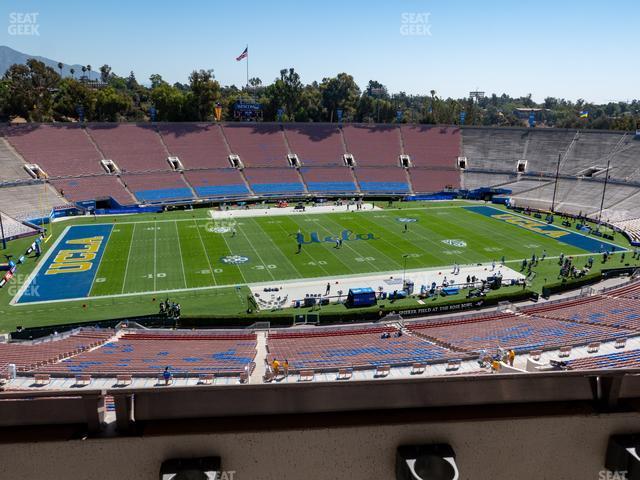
2;412;640;480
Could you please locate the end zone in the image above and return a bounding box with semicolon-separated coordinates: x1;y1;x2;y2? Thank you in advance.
12;224;113;304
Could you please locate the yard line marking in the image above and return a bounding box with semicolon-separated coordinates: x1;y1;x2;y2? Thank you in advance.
9;252;605;306
215;220;248;285
236;221;276;281
153;221;158;291
298;217;381;270
174;221;188;289
247;218;304;278
193;219;217;286
322;215;401;269
122;223;136;294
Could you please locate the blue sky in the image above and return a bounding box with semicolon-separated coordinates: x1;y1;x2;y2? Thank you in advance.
1;0;637;103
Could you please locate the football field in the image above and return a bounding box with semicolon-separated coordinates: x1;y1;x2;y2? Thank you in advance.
12;203;625;305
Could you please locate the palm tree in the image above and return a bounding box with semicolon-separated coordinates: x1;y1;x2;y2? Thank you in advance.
57;62;63;78
70;68;75;79
87;65;92;81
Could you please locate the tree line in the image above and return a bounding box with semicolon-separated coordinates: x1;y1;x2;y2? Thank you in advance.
0;59;638;131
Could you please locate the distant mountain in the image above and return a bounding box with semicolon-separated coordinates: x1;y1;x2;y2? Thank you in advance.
0;45;100;80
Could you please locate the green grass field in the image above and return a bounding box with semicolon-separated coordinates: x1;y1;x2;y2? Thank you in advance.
1;200;637;332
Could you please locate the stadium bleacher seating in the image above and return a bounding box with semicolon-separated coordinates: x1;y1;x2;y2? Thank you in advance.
51;175;134;205
560;132;624;176
1;123;640;224
525;295;640;331
182;168;250;197
299;167;357;193
36;330;257;376
566;349;640;370
409;168;460;193
0;137;31;182
87;124;169;171
0;183;66;220
0;328;115;378
121;172;194;202
283;124;346;166
243;167;305;194
355;166;410;193
407;312;631;354
461;128;527;171
267;326;457;370
612;217;640;244
341;125;401;166
0;211;38;240
3;124;104;176
401;125;461;169
223;124;288;167
158;123;231;169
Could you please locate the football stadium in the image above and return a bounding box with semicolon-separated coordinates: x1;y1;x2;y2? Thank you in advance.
2;2;640;479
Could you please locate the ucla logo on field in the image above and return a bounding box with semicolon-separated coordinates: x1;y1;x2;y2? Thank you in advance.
221;255;249;265
397;217;418;223
442;239;467;248
296;229;377;245
45;236;105;275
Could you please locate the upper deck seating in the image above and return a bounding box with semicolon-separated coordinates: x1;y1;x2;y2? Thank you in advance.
222;124;288;167
341;125;401;166
158;123;231;169
3;124;104;177
283;124;345;166
87;124;168;171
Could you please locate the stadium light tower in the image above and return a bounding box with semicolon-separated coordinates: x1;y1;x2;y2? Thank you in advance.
0;212;6;250
402;254;409;287
597;159;611;225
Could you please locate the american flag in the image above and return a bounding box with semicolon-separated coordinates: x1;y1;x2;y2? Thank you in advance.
236;47;248;61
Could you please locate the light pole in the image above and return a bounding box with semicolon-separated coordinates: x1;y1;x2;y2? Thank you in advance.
402;254;409;288
0;212;6;250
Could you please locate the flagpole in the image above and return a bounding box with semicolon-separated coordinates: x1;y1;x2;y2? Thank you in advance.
246;44;249;92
